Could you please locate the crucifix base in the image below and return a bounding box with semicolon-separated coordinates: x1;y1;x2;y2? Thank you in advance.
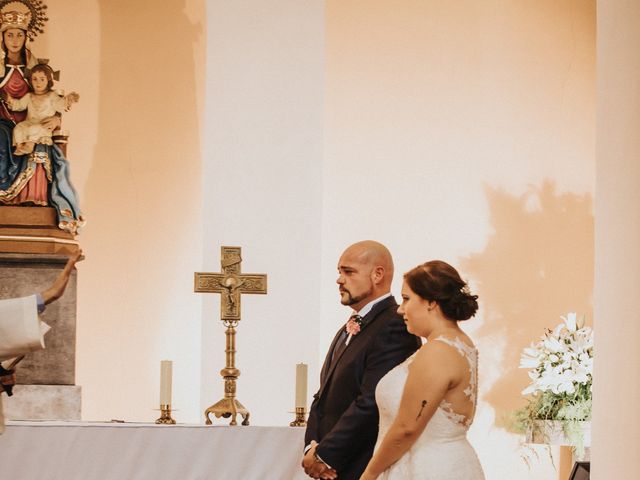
204;397;250;426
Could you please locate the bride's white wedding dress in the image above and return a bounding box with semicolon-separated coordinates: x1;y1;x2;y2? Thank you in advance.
375;336;485;479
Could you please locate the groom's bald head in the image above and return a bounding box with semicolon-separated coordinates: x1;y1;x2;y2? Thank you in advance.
337;240;394;310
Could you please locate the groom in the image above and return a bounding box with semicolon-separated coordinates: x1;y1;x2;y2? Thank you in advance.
302;241;420;480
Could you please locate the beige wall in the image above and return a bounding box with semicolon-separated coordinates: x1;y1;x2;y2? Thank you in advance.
593;1;640;478
44;0;206;422
323;1;594;478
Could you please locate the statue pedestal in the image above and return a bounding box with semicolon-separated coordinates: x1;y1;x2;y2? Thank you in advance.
0;205;81;420
0;205;79;254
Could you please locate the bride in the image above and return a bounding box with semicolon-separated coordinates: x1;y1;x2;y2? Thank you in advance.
360;260;485;480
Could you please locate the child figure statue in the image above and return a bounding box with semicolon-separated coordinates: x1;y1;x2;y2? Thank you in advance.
6;63;79;155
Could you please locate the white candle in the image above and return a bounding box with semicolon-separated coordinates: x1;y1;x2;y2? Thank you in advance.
295;363;308;409
160;360;172;406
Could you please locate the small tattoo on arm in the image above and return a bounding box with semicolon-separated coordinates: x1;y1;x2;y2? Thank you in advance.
416;400;427;420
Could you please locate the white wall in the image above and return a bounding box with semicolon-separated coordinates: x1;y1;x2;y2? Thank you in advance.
202;0;325;425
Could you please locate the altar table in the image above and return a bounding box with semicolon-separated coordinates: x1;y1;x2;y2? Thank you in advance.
0;421;308;480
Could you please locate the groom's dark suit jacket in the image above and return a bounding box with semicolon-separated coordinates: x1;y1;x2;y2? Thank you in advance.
305;295;421;480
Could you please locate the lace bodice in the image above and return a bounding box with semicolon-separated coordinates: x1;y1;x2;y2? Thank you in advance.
374;336;485;479
433;336;479;428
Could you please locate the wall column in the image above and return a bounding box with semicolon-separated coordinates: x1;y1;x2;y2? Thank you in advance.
593;1;640;477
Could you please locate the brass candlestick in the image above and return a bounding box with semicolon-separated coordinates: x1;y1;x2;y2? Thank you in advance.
155;404;176;424
290;407;307;427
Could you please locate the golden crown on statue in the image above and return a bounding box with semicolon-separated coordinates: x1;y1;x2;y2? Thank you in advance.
0;0;48;39
1;10;31;31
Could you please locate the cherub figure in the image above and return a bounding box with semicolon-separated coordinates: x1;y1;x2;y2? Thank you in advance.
6;63;79;155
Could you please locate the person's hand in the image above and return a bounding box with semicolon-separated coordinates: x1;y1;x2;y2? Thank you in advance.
302;441;318;477
321;468;338;479
41;115;61;132
302;441;338;479
41;249;84;305
65;92;80;110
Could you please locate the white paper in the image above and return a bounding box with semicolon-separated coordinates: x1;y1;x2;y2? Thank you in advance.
0;295;48;361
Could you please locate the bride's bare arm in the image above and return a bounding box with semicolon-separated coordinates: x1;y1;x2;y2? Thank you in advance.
359;343;457;480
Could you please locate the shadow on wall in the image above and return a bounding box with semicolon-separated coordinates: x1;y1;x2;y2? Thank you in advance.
85;0;203;225
461;180;593;429
80;0;203;305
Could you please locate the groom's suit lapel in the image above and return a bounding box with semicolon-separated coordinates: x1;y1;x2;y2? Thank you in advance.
318;296;397;399
320;328;345;385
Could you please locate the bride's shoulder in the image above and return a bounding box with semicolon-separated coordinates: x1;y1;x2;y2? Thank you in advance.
414;335;475;361
412;337;464;363
408;340;464;382
432;333;475;350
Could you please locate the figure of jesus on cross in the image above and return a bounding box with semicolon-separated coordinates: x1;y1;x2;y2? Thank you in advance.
194;246;267;425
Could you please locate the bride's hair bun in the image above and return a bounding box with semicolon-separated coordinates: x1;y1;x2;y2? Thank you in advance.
404;260;478;321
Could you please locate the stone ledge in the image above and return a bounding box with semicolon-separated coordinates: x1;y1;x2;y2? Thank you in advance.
4;385;81;421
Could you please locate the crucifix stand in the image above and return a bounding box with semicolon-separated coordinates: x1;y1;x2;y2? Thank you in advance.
194;246;267;426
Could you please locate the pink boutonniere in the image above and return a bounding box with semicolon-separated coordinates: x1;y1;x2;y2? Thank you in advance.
346;315;363;336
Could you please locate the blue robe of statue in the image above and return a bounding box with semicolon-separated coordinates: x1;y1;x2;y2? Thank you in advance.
0;117;84;233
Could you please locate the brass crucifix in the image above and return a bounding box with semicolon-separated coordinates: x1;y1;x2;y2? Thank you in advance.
194;246;267;426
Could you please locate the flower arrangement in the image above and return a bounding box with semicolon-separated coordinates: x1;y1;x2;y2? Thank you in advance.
514;313;593;459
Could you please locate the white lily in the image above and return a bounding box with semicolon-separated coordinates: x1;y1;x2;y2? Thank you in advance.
519;312;593;402
544;335;563;353
563;312;578;332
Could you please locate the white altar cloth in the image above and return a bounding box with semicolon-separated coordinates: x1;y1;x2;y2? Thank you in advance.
0;421;308;480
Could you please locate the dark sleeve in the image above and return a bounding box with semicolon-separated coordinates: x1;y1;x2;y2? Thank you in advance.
315;319;419;471
305;332;340;449
304;392;321;448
